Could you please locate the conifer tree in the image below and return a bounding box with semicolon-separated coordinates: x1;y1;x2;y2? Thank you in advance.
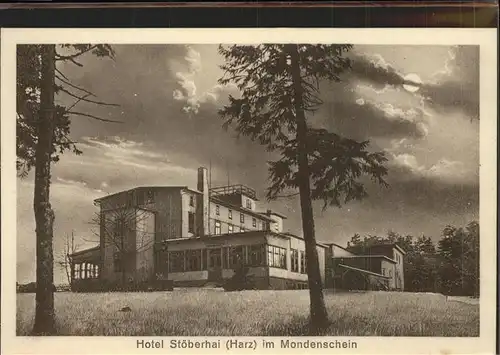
218;44;389;333
17;44;118;334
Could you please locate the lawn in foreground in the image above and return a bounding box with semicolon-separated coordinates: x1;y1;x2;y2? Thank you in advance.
16;289;479;336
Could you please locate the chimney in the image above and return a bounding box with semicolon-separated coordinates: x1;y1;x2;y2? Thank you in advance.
197;167;209;237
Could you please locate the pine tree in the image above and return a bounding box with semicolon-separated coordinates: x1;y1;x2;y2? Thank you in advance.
218;44;389;333
17;44;118;335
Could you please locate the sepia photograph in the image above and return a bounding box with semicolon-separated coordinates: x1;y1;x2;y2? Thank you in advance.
1;28;497;354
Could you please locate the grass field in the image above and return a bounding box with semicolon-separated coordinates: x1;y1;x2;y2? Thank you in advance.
16;289;479;336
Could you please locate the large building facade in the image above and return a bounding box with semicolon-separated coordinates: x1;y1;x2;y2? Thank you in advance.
70;167;404;291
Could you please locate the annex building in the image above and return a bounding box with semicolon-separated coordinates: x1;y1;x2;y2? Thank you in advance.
70;167;405;292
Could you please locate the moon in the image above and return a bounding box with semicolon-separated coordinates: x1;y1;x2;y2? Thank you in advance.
403;73;422;92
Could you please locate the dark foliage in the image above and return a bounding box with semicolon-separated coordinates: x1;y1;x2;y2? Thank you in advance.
348;221;480;296
16;44;117;178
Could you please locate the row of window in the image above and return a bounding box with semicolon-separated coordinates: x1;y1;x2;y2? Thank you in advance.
214;206;260;226
161;245;308;273
167;246;258;272
212;219;266;235
73;263;100;279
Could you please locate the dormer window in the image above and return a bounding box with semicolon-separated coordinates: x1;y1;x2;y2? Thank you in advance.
246;199;252;209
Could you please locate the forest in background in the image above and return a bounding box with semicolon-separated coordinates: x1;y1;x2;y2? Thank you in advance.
347;221;480;297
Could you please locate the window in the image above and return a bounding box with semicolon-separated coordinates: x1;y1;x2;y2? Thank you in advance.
300;251;307;274
126;191;134;207
216;205;220;216
113;219;124;238
228;224;234;233
146;189;155;204
209;248;222;268
240;213;245;223
189;196;194;207
113;252;122;272
248;244;265;266
252;218;257;227
73;264;80;279
188;212;195;233
291;249;299;272
186;250;202;271
228;209;233;220
214;220;221;235
246;199;252;209
381;268;386;276
268;245;287;269
389;270;393;277
229;246;244;268
262;221;267;231
168;251;184;273
95;265;100;278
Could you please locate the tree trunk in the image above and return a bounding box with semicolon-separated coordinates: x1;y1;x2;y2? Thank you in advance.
33;45;56;335
287;44;329;333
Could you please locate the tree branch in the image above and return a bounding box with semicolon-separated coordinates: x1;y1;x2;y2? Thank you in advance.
59;87;120;107
67;93;91;111
55;45;98;61
55;74;96;98
55;68;71;82
68;111;123;123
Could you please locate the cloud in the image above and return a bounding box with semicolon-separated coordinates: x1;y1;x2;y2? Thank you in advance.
419;46;479;119
420;82;479;121
172;46;239;115
350;53;407;89
350;46;479;120
316;81;430;141
52;136;198;194
389;152;474;185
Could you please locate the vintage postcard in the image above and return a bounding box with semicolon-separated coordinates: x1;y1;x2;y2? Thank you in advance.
1;28;497;354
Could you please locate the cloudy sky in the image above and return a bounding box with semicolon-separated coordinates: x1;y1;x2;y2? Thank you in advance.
16;44;479;284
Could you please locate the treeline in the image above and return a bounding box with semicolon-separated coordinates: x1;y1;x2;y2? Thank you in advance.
348;221;479;297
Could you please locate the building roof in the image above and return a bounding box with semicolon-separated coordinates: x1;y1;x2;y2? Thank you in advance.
210;196;275;222
210;184;258;200
279;232;329;248
347;242;407;256
94;186;198;203
69;245;100;257
161;230;328;249
338;264;390;279
332;255;397;263
366;243;407;255
260;210;288;219
324;242;352;253
393;244;407;255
